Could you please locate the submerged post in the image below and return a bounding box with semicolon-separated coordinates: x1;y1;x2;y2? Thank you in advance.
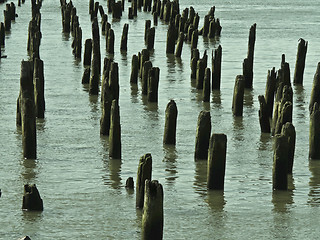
163;100;178;145
136;153;152;209
207;133;227;190
141;180;163;240
194;111;211;160
22;184;43;211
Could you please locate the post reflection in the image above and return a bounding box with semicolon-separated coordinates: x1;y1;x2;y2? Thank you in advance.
102;156;122;190
21;159;38;182
308;160;320;206
163;145;178;186
212;90;222;108
193;160;207;197
272;176;295;213
206;190;226;212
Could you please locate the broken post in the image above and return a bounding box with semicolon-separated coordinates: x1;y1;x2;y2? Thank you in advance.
83;38;92;66
120;23;129;52
264;68;276;119
109;99;121;159
243;23;256;88
258;95;270;133
136;153;152;209
194;111;211;160
33;58;45;118
196;59;205;89
22;184;43;211
232;75;245;117
174;32;184;58
293;38;308;85
166;21;176;54
89;18;101;95
207;133;227;190
309;63;320;113
141;180;163;240
163;100;178;145
146;27;155;51
281;122;295;174
142;60;152;95
107;28;115;54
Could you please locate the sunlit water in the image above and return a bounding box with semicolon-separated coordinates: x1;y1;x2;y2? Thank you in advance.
1;0;320;239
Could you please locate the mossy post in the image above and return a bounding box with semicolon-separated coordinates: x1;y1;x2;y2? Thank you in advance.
175;32;184;58
203;68;211;102
166;21;176;54
0;22;5;46
100;75;112;135
136;153;152;209
281;122;295;174
20;60;37;159
22;184;43;211
273;134;288;190
141;180;163;240
309;103;320;159
232;75;245;117
120;23;129;52
146;27;155;51
109;99;121;159
293;38;308;85
107;28;115;54
258;95;270;133
33;58;45;119
83;38;92;66
147;67;160;102
130;54;139;84
89;18;101;95
274;100;293;135
163;100;178;145
207;133;227;190
196;59;205;89
142;60;152;95
265;68;276;119
212;45;222;90
309;63;320;113
194;111;211;160
244;23;256;89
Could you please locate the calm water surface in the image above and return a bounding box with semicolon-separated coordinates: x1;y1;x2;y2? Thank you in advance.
1;0;320;239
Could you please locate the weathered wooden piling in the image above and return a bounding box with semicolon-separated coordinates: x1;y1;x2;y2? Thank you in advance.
109;99;121;159
166;21;176;54
265;68;276;119
89;0;94;15
83;38;92;66
146;27;155;51
98;5;105;19
22;184;43;211
212;45;222;90
100;74;112;135
258;95;270;133
147;67;160;102
19;60;37;159
163;100;178;145
243;23;256;89
70;7;76;34
82;67;91;84
61;2;72;33
90;2;99;21
18;0;21;7
293;38;308;85
196;59;205;89
126;177;134;189
194;111;211;160
273;134;288;190
4;8;11;31
142;60;152;95
89;18;101;95
232;75;245;117
112;1;122;19
139;49;150;78
128;7;133;19
141;180;163;240
207;133;227;190
191;29;198;50
153;11;158;25
274;91;293;135
130;54;139;84
132;0;137;17
143;0;151;12
309;102;320;159
109;61;119;101
33;58;45;119
203;68;211;102
0;22;5;46
136;153;152;209
120;23;129;52
174;32;184;58
107;0;114;13
106;28;115;54
72;25;82;59
144;20;151;43
281;122;295;174
309;63;320;113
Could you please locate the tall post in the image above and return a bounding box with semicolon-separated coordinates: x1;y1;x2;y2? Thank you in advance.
194;111;211;160
136;153;152;209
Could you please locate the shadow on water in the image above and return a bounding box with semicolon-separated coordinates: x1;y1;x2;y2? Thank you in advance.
258;132;272;151
62;32;70;41
36;118;46;132
193;160;208;197
308;160;320;206
163;145;178;186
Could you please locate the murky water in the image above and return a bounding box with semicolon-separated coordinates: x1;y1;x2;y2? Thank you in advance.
1;0;320;239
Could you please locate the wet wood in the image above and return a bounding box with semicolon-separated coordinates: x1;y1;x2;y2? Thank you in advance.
83;38;92;66
163;100;178;145
196;59;205;89
281;122;295;174
264;68;276;119
203;68;211;102
258;95;270;133
146;27;155;51
194;111;211;160
166;21;176;54
120;23;129;52
243;23;256;89
89;18;101;95
309;102;320;160
130;54;139;84
22;184;43;211
106;28;115;54
147;67;160;102
174;32;184;58
309;62;320;113
293;38;308;85
136;153;152;209
232;75;245;117
142;60;152;95
33;58;45;118
109;99;121;159
81;67;90;84
212;45;222;90
273;134;288;190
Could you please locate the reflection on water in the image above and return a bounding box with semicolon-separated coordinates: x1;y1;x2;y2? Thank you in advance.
212;90;222;108
194;160;207;196
244;89;254;107
308;160;320;206
163;145;178;186
21;159;38;182
272;188;294;213
232;116;244;142
258;133;272;151
36;118;46;132
102;156;122;189
206;190;226;212
130;84;139;103
166;54;176;76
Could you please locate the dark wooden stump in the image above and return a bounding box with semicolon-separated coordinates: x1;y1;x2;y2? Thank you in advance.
0;22;5;46
232;75;245;117
281;122;295;174
265;68;276;119
142;60;152;95
33;58;45;118
136;153;152;209
309;62;320;113
83;38;92;66
109;99;121;159
309;102;320;159
293;38;308;85
112;1;122;19
130;54;139;84
273;134;288;190
163;100;178;145
146;27;155;51
120;23;129;52
212;45;222;90
191;29;198;50
82;67;91;84
243;23;256;89
144;20;151;44
174;32;184;58
140;49;150;78
196;59;205;89
22;184;43;211
147;67;160;102
166;21;176;54
106;28;115;54
89;18;101;95
258;95;270;133
203;68;211;102
194;111;211;160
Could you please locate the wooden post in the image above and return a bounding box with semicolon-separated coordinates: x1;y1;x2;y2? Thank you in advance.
281;122;295;174
194;111;211;160
130;54;139;84
107;28;115;54
264;68;276;119
107;0;114;13
100;72;112;135
141;180;163;240
203;68;211;102
4;9;11;31
201;15;210;37
126;177;134;189
136;153;152;209
244;23;256;89
212;45;222;90
73;26;82;59
258;95;270;133
190;57;198;79
140;49;150;78
144;20;151;44
196;59;205;89
146;27;155;51
147;67;160;102
20;60;37;159
274;100;293;135
120;23;129;52
309;102;320;159
174;32;184;58
101;14;108;33
293;38;308;85
191;29;198;50
109;99;121;159
232;75;245;117
89;18;101;95
207;133;227;190
109;62;119;101
142;61;152;95
89;0;94;15
166;21;176;54
33;58;45;119
112;1;122;19
83;38;92;66
82;67;90;84
273;134;288;190
22;184;43;211
163;1;171;22
0;22;5;46
309;63;320;113
153;12;158;26
132;0;137;17
163;100;178;145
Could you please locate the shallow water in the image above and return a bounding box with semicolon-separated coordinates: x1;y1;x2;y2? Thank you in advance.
1;0;320;239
